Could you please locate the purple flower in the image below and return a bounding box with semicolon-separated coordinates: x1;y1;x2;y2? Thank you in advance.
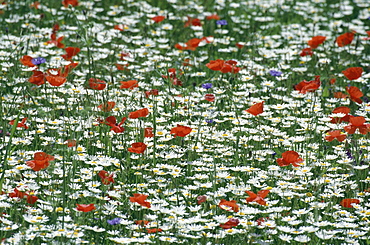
205;119;215;124
31;57;46;65
202;83;212;89
216;20;228;25
107;218;121;225
269;70;282;76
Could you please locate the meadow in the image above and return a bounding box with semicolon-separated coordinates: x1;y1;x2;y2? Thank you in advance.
0;0;370;244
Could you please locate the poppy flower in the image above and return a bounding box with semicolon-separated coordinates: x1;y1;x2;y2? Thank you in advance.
26;195;38;205
220;218;239;229
76;204;96;212
98;170;114;185
175;37;212;51
105;116;126;133
246;101;264;116
9;117;28;129
61;47;80;60
116;63;129;71
29;70;45;86
47;35;65;49
294;76;321;94
9;188;26;199
45;71;67;87
336;32;355;47
325;130;346;142
197;195;207;205
219;199;239;212
300;47;313;56
346;86;363;104
206;59;225;71
204;94;215;102
330;78;336;85
129;108;149;119
334;92;348;99
62;0;78;7
89;78;106;90
144;127;154;138
151;15;165;23
206;59;240;74
98;101;116;112
184;16;201;27
340;198;360;208
170;125;192;137
342;67;363;80
30;1;40;9
308;35;326;49
65;139;76;147
277;151;303;167
128;142;147;154
331;106;351;124
130;193;151;208
245;190;270;206
344;116;370;135
20;55;36;67
135;220;150;226
114;24;128;31
146;228;163;233
120;80;138;89
206;14;220;20
26;152;54;171
145;89;159;98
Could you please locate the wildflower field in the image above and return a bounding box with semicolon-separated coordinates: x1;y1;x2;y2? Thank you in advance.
1;0;370;244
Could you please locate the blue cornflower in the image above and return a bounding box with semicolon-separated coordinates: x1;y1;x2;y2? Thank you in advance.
202;83;212;89
216;20;228;25
107;218;121;225
205;119;215;124
269;70;282;77
31;57;46;65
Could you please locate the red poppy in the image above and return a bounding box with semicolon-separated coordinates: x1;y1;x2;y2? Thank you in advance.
62;0;78;7
308;36;326;49
9;117;28;129
128;142;147;154
146;228;163;233
98;170;114;185
47;35;65;49
26;152;54;171
344;116;370;135
246;190;270;206
105;116;126;133
294;76;321;94
98;101;116;112
114;24;128;31
116;63;129;71
9;188;26;199
26;195;38;204
325;130;346;142
161;68;184;86
45;70;67;87
170;125;192;137
89;78;106;90
151;15;165;23
197;195;207;205
340;198;360;208
334;92;348;99
135;220;150;226
120;80;138;89
330;78;336;85
76;204;96;212
204;94;215;102
175;37;212;51
346;86;363;104
331;106;351;124
277;151;303;167
246;101;264;116
336;32;355;47
20;55;36;67
29;70;45;86
145;89;159;98
342;67;363;80
206;59;240;74
65;139;76;147
206;14;220;20
144;127;154;138
219;199;239;212
129;108;149;119
130;193;151;208
184;16;201;27
30;1;40;9
220;218;239;229
300;47;313;56
61;47;80;60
